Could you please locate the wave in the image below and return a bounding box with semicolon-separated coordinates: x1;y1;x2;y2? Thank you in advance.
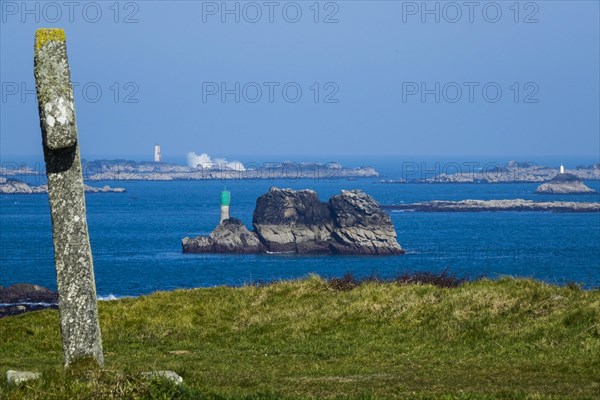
0;302;57;307
97;294;134;301
186;152;246;171
1;295;131;306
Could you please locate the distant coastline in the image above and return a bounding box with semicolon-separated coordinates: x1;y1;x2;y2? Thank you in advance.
2;159;600;183
0;159;379;181
383;199;600;213
377;161;600;183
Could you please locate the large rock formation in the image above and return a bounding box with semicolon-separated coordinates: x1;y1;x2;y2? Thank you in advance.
252;188;335;254
328;190;404;255
182;188;403;255
535;173;596;194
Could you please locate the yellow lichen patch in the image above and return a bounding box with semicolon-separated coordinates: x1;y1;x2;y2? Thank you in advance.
35;28;66;49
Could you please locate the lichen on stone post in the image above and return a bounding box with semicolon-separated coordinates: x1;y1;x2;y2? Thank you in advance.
34;28;104;368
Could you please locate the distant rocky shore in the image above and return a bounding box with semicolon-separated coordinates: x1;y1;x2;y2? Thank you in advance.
423;161;600;183
1;160;378;181
0;284;58;318
79;160;378;181
183;187;404;255
0;178;125;194
383;199;600;213
4;159;599;183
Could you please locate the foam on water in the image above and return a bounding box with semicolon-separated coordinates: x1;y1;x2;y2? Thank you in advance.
97;294;133;301
0;302;57;307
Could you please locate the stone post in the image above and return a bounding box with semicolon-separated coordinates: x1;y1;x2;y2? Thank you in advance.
34;28;104;367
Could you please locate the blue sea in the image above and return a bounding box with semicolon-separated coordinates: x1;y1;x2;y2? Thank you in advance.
1;158;599;296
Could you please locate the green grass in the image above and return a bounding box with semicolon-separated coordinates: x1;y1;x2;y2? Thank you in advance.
1;276;599;399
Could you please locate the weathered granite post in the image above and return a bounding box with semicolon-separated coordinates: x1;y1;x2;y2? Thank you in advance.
33;28;104;367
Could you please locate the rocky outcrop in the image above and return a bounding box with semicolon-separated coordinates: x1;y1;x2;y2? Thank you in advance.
536;181;596;194
182;218;265;254
0;284;58;303
0;179;125;194
0;179;46;194
383;199;600;213
328;190;403;255
252;188;334;253
0;284;59;318
535;173;596;194
182;188;403;255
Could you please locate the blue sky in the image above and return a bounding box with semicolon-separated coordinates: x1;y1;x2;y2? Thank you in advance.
1;0;599;162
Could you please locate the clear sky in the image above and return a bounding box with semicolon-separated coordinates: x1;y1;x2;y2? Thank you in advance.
1;1;599;162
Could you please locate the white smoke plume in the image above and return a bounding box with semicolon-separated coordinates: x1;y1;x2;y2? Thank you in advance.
186;152;246;171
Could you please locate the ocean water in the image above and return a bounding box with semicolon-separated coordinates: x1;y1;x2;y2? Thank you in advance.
1;173;599;296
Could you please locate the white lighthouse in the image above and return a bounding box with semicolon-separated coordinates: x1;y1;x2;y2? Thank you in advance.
154;144;161;163
560;164;565;174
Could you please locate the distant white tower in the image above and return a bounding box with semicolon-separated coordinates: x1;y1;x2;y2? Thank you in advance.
154;144;161;162
560;164;565;174
220;189;231;224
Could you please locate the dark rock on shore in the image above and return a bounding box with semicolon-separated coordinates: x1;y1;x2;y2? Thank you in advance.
183;188;404;256
0;284;58;318
0;284;58;303
535;173;596;194
0;303;58;318
182;218;265;254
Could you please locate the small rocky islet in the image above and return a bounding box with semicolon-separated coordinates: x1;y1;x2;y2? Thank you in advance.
383;199;600;213
182;187;404;255
535;173;596;194
0;178;125;194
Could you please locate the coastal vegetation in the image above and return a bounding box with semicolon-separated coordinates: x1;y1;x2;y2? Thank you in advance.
1;275;598;399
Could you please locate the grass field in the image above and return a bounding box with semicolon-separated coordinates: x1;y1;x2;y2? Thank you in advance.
0;276;599;399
